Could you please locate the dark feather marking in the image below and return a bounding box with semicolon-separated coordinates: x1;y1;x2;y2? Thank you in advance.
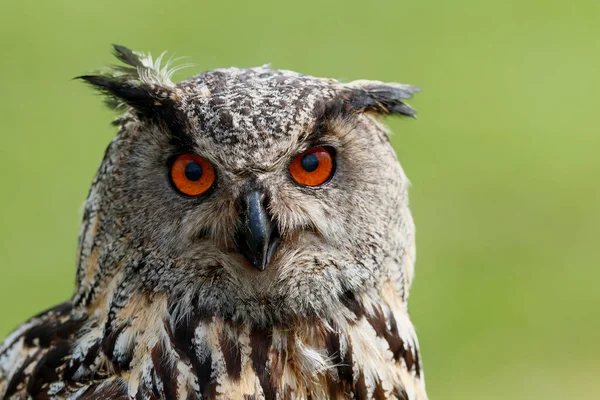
325;331;341;365
23;316;80;349
339;336;354;386
150;368;162;398
325;329;343;390
366;306;387;337
63;339;101;381
166;312;195;364
62;360;80;382
167;297;216;398
79;380;129;400
366;305;415;374
414;345;421;378
101;323;126;372
26;342;71;396
249;327;275;400
355;372;368;400
404;344;414;371
3;350;40;398
220;334;242;380
394;387;410;400
325;330;353;397
134;373;161;400
151;345;178;400
340;291;364;319
386;309;407;363
373;379;387;400
82;340;101;368
22;321;60;348
194;339;215;398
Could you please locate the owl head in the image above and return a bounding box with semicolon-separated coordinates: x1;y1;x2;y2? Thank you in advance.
75;45;419;327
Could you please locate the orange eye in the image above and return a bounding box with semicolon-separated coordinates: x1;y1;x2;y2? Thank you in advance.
170;154;215;196
289;146;334;187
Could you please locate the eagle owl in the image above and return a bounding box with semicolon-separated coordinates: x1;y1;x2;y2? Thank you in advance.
0;45;427;400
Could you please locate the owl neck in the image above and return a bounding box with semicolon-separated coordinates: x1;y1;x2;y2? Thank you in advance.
68;270;425;399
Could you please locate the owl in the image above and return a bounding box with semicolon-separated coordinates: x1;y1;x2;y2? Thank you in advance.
0;45;426;400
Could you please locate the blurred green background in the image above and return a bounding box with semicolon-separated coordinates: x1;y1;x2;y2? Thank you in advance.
1;1;599;398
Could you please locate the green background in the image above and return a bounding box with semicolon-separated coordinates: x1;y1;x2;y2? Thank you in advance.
1;1;598;399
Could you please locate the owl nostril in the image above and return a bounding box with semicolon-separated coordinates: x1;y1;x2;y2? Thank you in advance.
235;190;279;271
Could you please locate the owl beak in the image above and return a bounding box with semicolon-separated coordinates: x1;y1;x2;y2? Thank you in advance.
236;190;279;271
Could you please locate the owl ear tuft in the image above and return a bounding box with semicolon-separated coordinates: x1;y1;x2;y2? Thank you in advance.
77;44;183;114
342;80;420;118
77;74;176;113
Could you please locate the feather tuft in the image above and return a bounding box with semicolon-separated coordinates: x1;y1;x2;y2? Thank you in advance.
77;45;190;113
343;80;421;118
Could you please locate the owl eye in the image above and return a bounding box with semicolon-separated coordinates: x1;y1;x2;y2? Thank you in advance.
289;146;335;187
170;154;215;196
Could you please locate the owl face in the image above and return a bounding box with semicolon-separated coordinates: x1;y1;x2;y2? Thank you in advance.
79;48;418;324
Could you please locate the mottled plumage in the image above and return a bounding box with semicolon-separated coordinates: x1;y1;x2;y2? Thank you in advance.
0;45;426;399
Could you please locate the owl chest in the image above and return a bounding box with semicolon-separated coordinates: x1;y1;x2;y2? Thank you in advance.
111;319;413;400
